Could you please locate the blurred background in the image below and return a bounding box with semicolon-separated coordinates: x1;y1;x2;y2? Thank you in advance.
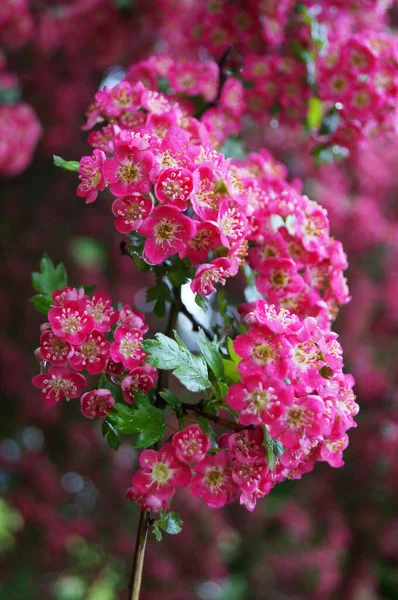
1;1;398;599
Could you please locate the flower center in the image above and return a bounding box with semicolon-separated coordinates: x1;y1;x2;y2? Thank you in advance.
119;164;141;183
81;340;99;360
271;270;289;287
253;342;274;363
152;462;171;484
61;313;82;335
286;407;305;429
204;466;223;488
155;220;175;242
120;336;139;358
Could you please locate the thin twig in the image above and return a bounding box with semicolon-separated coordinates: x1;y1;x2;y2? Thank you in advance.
195;46;233;119
128;510;152;600
182;403;247;432
179;303;214;340
128;290;182;598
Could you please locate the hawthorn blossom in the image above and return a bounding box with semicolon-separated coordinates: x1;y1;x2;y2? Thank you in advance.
172;425;211;464
80;389;115;419
76;149;106;204
191;451;239;509
133;444;191;501
110;326;145;370
48;301;95;345
140;205;196;264
32;366;86;405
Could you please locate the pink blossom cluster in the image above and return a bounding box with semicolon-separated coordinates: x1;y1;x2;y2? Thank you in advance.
32;286;156;417
150;0;397;145
79;71;349;322
127;298;357;513
0;54;42;176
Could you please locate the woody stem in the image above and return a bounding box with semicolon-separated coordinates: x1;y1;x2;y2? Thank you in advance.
128;289;182;599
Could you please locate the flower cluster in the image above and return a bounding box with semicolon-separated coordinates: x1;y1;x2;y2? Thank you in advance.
149;0;397;148
0;55;42;176
32;286;156;417
79;68;349;324
126;299;357;513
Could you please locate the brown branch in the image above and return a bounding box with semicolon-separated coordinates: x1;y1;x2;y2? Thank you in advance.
182;403;247;432
179;303;214;340
195;46;233;119
128;289;182;598
128;510;152;600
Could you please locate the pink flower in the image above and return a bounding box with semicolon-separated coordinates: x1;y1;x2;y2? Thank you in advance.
119;305;148;333
83;292;119;333
190;451;239;508
256;258;305;300
48;301;95;345
76;149;106;204
172;425;211;464
191;257;238;296
218;200;248;249
39;330;73;365
112;194;153;233
233;326;290;379
319;435;349;468
226;374;293;426
179;221;221;265
52;286;85;306
69;331;110;374
121;366;156;404
126;484;168;512
110;325;145;370
140;205;196;264
132;444;191;501
32;366;86;405
268;395;328;449
155;167;194;210
225;428;267;464
80;389;115;419
103;135;156;196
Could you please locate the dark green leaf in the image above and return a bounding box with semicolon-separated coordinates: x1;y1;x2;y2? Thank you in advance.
227;337;242;364
218;381;229;400
319;108;340;136
53;155;80;172
262;426;285;472
0;86;21;105
146;281;172;318
29;294;53;315
102;419;121;451
195;294;209;311
159;390;183;418
32;253;68;296
108;395;166;448
152;509;183;541
197;330;224;379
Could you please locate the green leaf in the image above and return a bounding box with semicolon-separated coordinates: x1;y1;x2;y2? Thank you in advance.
53;155;80;172
318;108;340;136
197;330;224;380
306;97;323;130
222;359;241;383
29;294;53;315
32;253;68;297
152;510;183;541
262;426;285;472
142;332;211;392
70;237;106;270
146;281;172;318
195;294;209;311
227;337;242;364
159;390;183;418
108;395;166;448
167;264;194;287
218;381;229;400
219;136;246;160
0;86;22;105
102;419;121;451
